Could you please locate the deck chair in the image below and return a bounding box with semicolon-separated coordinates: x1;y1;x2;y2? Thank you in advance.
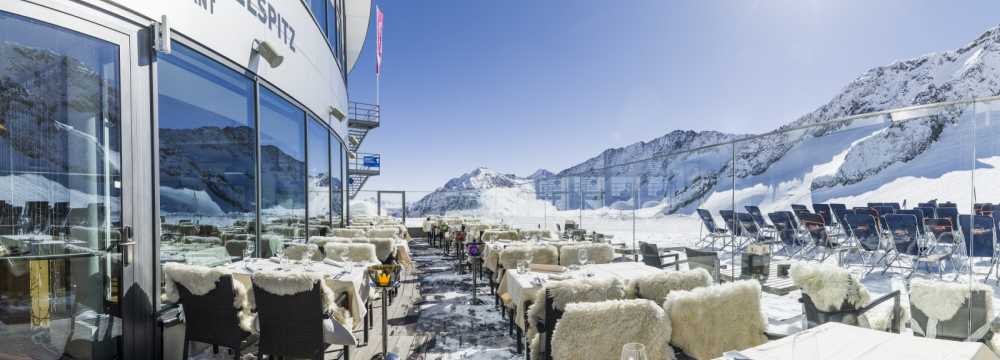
917;201;938;209
915;206;936;221
832;208;854;237
844;213;887;274
736;212;775;247
829;203;847;215
769;212;804;258
719;210;743;250
959;215;999;281
939;202;958;208
812;204;835;227
638;242;681;270
895;209;926;237
885;214;950;278
801;213;842;262
696;209;728;248
791;204;809;214
936;207;960;234
745;205;776;236
925;218;963;278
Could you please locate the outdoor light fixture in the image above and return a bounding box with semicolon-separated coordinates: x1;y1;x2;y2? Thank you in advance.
252;39;284;68
330;106;347;121
348;151;357;160
367;264;402;360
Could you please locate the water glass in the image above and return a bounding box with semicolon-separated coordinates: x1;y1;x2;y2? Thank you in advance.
517;260;530;274
621;343;647;360
578;249;590;267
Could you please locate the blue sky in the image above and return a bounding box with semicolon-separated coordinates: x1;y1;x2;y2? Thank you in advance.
348;0;1000;193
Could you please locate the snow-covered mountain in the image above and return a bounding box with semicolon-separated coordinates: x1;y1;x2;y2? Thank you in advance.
410;167;555;216
417;25;1000;217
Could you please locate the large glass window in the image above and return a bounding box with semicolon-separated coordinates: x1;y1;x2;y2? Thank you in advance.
0;10;123;359
309;0;328;36
307;118;331;237
259;88;306;253
157;43;256;269
332;137;344;227
326;0;339;57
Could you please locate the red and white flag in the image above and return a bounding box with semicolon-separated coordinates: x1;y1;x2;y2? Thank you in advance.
376;6;383;77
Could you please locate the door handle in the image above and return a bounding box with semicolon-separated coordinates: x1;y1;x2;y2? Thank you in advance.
119;226;135;266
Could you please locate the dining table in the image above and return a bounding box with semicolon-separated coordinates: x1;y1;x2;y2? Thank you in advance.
730;322;999;360
219;258;371;329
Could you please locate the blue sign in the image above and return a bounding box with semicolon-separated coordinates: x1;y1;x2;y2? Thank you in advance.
363;155;381;168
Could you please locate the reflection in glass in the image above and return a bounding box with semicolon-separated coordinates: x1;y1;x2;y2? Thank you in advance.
307;118;331;238
157;43;257;272
0;11;122;359
331;138;343;227
260;88;306;253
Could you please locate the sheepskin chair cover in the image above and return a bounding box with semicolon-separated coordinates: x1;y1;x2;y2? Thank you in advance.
324;242;379;264
790;262;870;312
368;237;397;262
527;277;629;338
308;236;337;248
558;243;615;266
251;271;351;330
910;277;992;335
551;299;674;360
664;280;767;360
283;243;319;261
367;229;398;239
498;245;558;270
633;268;713;303
162;262;255;333
333;228;366;238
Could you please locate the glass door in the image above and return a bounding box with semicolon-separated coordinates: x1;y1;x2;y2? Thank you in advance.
0;3;135;359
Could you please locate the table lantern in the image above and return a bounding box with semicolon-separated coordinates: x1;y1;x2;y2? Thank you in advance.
367;264;401;288
466;241;483;258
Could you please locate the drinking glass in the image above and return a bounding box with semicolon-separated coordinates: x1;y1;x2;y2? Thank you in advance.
517;260;530;274
578;249;590;267
275;245;286;264
621;343;647;360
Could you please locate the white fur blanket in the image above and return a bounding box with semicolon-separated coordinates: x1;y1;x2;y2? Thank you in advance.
368;237;397;262
664;280;767;360
791;262;870;311
162;262;254;333
558;243;615;266
633;268;713;303
308;236;338;247
552;299;674;360
284;243;319;261
251;271;350;329
324;243;379;264
527;277;629;334
333;228;366;238
498;245;558;269
911;277;993;322
366;229;398;239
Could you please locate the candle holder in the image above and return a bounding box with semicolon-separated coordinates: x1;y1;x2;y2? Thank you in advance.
367;264;401;360
465;241;485;305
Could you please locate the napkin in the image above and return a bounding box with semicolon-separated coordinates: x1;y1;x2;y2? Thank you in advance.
529;264;566;273
548;274;573;281
269;257;281;263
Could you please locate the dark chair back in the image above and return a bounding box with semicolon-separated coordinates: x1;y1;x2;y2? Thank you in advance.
719;210;740;236
697;209;723;234
845;213;881;252
639;242;664;268
936;207;960;234
541;289;566;360
829;203;847;216
225;240;249;259
799;213;831;247
833;208;853;236
915;207;935;220
801;294;861;329
917;201;937;208
959;215;995;258
884;214;920;256
736;212;760;237
895;209;926;236
768;212;798;246
255;282;327;359
791;204;809;214
939;202;958;208
925;218;958;245
886;202;901;211
812;204;834;226
176;275;250;349
744;206;770;229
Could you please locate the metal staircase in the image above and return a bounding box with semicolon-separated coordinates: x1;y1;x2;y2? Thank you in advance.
346;101;380;199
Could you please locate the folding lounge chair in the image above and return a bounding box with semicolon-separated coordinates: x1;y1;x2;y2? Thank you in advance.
936;207;960;235
696;209;728;249
791;204;809;214
719;210;744;251
884;214;949;278
844;213;887;274
829;203;847;216
925;218;963;278
799;213;842;263
737;212;778;252
895;209;926;237
769;212;804;258
745;205;776;237
915;207;935;221
812;204;835;227
832;208;854;237
959;215;999;281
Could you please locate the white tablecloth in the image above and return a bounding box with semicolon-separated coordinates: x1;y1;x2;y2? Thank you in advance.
221;259;370;329
734;322;999;360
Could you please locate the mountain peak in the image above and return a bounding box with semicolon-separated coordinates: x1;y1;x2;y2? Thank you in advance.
527;169;554;179
440;167;521;191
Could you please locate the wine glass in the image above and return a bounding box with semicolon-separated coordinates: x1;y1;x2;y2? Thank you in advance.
621;343;647;360
578;248;590;267
275;243;286;264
